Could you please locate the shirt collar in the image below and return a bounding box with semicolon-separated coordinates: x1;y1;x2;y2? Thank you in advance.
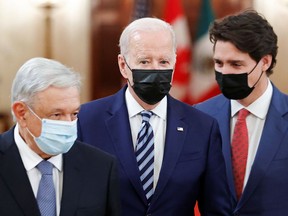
125;88;167;120
14;124;63;171
231;80;273;119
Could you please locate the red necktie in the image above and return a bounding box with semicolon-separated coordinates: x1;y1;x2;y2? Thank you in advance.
231;108;250;200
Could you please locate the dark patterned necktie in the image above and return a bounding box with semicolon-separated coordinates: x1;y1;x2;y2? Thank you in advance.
231;108;250;200
135;110;154;204
36;160;56;216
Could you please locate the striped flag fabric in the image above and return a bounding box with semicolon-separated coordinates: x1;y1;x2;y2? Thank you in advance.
163;0;192;102
186;0;220;104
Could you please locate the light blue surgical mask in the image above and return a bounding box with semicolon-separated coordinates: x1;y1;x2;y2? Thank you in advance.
26;106;77;155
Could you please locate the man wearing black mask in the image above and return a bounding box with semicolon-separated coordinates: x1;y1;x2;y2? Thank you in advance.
77;17;231;215
195;10;288;215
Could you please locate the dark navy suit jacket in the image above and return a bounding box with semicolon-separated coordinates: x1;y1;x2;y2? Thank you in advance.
77;86;231;216
195;84;288;216
0;127;120;216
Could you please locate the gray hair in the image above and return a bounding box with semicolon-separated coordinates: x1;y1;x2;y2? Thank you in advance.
11;57;81;107
119;17;177;59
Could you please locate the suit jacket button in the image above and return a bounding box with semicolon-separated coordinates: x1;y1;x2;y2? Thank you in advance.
234;212;240;216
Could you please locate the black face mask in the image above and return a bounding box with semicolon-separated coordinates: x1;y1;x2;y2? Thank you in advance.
131;69;173;105
124;59;173;105
215;62;263;100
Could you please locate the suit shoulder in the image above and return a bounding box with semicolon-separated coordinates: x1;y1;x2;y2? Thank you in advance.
79;87;125;117
271;84;288;117
65;141;117;178
78;94;117;121
72;140;116;162
272;84;288;102
0;128;15;152
193;94;226;113
80;94;115;110
194;94;224;107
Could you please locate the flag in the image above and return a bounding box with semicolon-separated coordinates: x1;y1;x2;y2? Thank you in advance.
186;0;221;104
163;0;191;102
131;0;151;20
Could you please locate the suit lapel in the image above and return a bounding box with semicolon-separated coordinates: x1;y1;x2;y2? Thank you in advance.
60;145;83;215
0;129;40;216
212;97;237;201
152;97;187;204
237;87;288;209
106;88;147;204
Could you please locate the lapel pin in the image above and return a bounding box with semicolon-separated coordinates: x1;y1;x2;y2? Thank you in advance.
177;127;184;132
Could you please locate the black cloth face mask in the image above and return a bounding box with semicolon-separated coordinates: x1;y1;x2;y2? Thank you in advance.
215;62;263;100
124;59;173;105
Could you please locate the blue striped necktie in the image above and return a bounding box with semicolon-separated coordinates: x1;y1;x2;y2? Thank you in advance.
37;160;56;216
136;110;154;204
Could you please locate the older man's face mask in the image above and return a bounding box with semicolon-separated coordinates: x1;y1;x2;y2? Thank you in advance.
26;106;77;155
125;60;173;105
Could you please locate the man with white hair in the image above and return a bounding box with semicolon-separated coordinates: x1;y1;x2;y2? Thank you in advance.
0;57;120;216
78;18;231;215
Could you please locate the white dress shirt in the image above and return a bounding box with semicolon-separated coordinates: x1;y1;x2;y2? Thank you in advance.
230;80;273;191
14;124;63;216
125;88;167;189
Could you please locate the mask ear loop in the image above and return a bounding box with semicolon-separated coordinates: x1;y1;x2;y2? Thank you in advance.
123;56;133;72
248;61;260;75
247;61;264;88
26;105;42;121
25;104;43;138
123;56;134;87
26;126;37;139
252;70;264;88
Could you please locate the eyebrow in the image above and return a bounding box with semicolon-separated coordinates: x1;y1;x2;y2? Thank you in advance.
213;58;244;64
49;106;80;113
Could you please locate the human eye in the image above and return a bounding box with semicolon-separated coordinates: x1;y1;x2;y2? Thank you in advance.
49;113;61;120
160;60;170;65
139;59;149;65
72;111;79;120
214;59;223;67
231;62;242;67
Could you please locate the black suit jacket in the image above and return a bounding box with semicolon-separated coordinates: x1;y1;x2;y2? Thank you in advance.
0;127;120;216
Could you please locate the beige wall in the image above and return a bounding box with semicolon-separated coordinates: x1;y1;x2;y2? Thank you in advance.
254;0;288;93
0;0;91;114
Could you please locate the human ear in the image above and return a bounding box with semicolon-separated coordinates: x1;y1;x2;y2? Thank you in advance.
118;54;128;79
12;101;29;127
261;55;272;72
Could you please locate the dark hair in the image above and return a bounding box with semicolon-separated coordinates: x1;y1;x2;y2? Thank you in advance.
209;9;278;76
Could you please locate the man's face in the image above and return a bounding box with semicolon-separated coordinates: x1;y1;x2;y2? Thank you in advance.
213;41;267;88
119;30;176;85
17;86;80;158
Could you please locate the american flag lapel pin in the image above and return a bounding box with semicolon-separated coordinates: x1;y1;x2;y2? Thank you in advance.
177;127;184;132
